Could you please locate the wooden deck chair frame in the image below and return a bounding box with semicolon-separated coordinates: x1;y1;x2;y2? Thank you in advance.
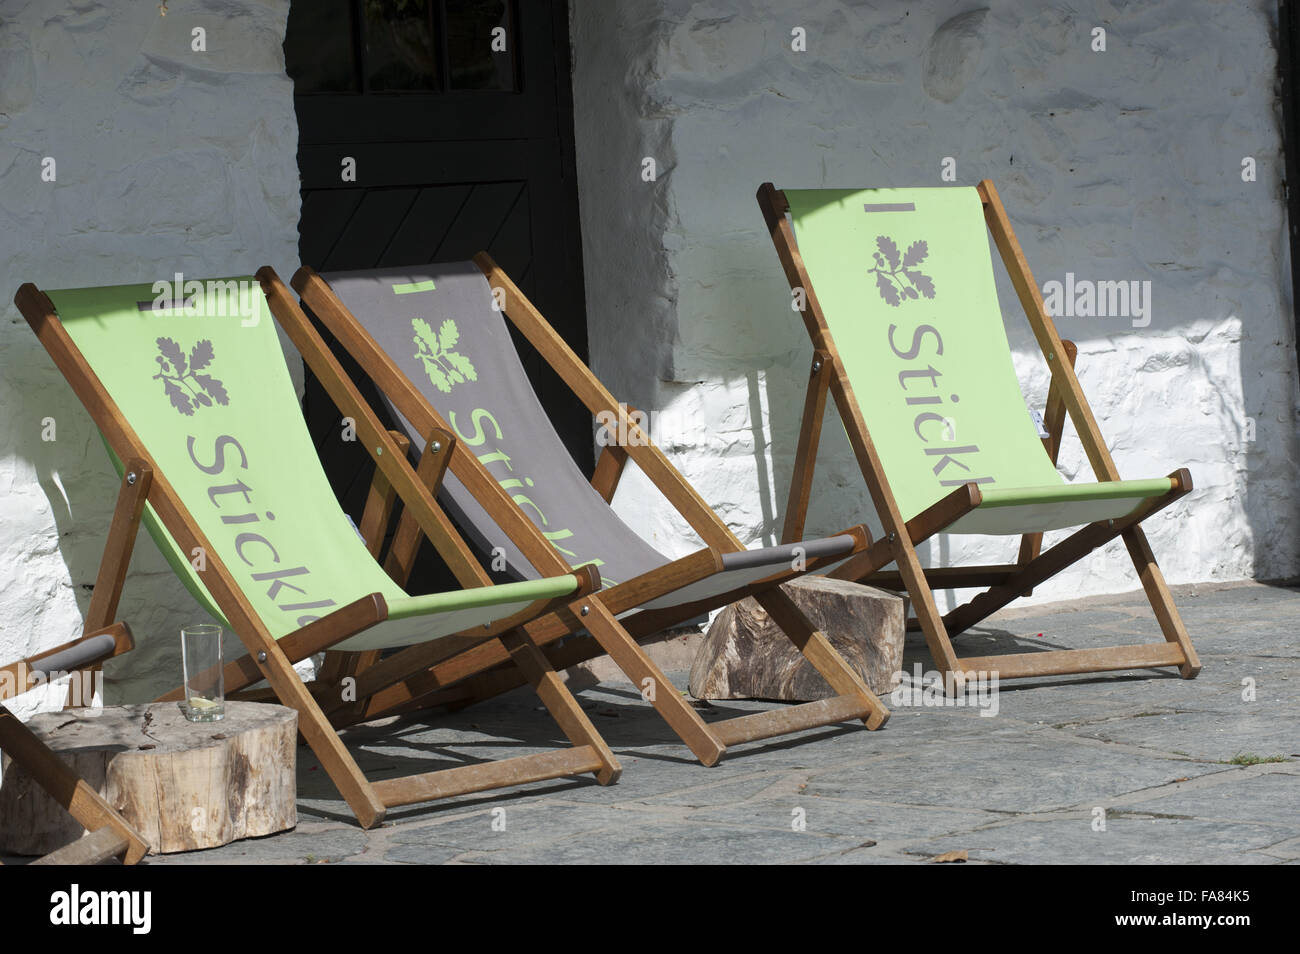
16;281;623;830
756;180;1201;690
276;260;890;768
0;624;150;864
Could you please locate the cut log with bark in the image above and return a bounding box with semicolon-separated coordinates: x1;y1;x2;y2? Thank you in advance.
0;701;296;856
690;576;904;701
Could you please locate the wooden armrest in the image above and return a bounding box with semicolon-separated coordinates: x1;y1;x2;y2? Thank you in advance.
0;623;134;702
591;443;629;503
382;425;455;587
357;430;411;557
1042;339;1077;465
157;595;389;701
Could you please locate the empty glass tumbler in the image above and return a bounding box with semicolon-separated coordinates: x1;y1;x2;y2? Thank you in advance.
180;624;224;722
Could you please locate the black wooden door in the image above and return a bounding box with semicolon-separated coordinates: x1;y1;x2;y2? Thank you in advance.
284;0;592;584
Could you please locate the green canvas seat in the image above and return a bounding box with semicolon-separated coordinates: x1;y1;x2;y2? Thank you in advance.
47;282;578;649
784;187;1174;535
17;276;622;828
758;180;1201;688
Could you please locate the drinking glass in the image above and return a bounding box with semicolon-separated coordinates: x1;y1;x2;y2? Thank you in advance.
180;624;224;722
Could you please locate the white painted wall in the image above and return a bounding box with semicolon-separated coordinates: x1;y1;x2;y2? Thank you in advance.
1;0;1295;722
570;0;1300;611
0;0;299;711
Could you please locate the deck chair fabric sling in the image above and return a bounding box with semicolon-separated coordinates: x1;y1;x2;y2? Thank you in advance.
278;260;890;767
756;180;1200;688
0;624;150;864
15;277;622;829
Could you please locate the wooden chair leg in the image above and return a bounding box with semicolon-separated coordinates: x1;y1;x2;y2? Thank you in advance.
896;554;966;690
67;459;151;709
570;598;728;766
1122;526;1202;678
1016;339;1077;597
751;588;890;729
781;349;832;545
0;705;149;864
499;629;621;784
32;826;133;866
319;650;383;723
362;632;621;810
238;633;388;829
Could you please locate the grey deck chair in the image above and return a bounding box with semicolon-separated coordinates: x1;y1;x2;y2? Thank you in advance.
271;260;890;767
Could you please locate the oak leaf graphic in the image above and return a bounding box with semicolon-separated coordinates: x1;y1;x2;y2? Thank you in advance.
869;235;936;306
412;317;477;393
153;337;229;415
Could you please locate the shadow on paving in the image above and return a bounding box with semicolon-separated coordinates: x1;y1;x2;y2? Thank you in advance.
116;581;1300;865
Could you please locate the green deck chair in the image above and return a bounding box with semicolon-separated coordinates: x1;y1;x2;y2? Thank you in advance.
757;180;1200;688
15;277;620;828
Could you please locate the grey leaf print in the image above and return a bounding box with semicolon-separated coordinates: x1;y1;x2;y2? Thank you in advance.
901;240;928;268
193;373;229;406
869;235;936;307
163;378;194;416
876;235;900;270
154;338;229;414
905;270;936;299
156;337;187;377
875;270;900;307
189;339;214;372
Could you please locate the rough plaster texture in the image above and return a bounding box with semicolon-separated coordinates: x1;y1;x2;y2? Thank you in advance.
2;0;1296;720
570;0;1300;613
0;0;299;711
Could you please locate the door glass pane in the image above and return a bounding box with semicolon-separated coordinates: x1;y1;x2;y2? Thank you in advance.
445;0;517;90
284;0;359;93
363;0;440;91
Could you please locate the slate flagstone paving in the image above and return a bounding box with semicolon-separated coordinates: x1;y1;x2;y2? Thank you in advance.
32;580;1300;865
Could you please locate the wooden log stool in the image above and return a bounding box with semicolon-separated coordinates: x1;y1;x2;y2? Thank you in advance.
0;701;297;857
690;576;904;701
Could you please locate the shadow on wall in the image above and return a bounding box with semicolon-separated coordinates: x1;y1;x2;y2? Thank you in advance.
751;177;1299;609
559;0;1300;604
11;344;218;705
664;5;1300;605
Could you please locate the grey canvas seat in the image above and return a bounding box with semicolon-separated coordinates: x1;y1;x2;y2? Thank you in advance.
316;262;857;613
280;258;889;767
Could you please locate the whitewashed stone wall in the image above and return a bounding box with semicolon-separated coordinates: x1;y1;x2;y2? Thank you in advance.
1;0;1295;722
0;0;299;711
570;0;1300;611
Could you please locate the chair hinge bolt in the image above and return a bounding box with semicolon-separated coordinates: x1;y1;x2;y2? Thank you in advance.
430;441;442;454
257;651;267;663
811;359;822;374
126;472;137;485
580;605;590;617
